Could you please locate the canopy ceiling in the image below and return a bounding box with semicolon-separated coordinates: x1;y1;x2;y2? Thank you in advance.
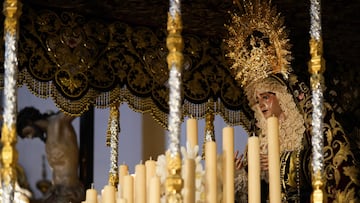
0;0;359;132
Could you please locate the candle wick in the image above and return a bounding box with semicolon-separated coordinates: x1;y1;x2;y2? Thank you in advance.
91;183;94;189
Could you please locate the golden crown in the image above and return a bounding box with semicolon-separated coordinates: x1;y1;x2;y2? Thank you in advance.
225;0;292;88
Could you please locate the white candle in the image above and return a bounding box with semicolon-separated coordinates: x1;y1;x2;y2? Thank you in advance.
222;127;234;203
145;158;156;202
248;136;261;203
205;141;217;203
135;163;146;203
101;185;116;203
119;164;129;191
186;118;198;149
148;176;160;203
145;159;156;187
123;175;134;203
119;164;129;198
86;183;98;203
267;116;281;203
184;158;195;203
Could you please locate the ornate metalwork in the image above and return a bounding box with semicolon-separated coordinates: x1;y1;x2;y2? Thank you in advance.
225;0;292;88
166;8;183;157
165;0;184;202
310;0;322;41
1;0;22;202
107;103;120;187
296;73;360;201
309;1;325;202
165;152;183;203
3;0;21;35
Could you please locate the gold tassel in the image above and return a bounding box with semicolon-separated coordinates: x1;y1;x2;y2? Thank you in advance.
202;99;215;159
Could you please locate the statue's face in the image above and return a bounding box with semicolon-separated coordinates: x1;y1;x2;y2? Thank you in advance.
255;91;283;119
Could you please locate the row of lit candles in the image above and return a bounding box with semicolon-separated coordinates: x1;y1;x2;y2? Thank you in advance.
82;117;280;203
82;159;160;203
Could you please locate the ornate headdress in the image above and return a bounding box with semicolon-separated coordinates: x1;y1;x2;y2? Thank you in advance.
225;0;292;89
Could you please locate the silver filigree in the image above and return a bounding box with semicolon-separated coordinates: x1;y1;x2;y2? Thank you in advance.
1;183;14;203
3;33;18;128
310;0;322;41
309;0;325;180
109;108;120;181
169;0;181;18
204;130;214;142
2;31;18;203
168;65;182;157
311;84;324;174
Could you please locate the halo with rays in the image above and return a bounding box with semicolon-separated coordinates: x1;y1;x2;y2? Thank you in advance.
225;0;292;88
